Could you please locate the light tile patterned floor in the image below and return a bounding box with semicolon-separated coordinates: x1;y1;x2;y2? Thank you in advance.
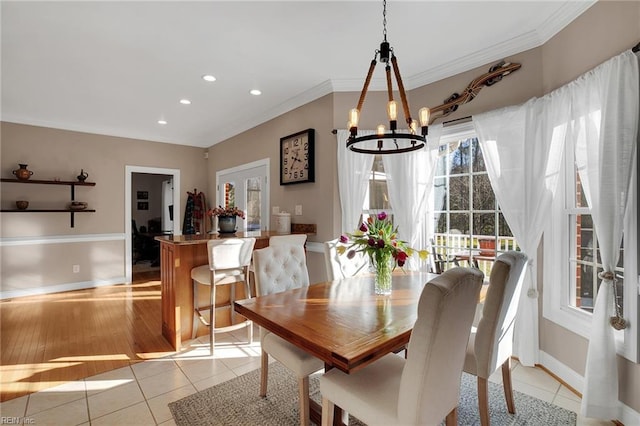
0;327;614;426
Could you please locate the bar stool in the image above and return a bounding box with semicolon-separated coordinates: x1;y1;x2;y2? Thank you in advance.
191;238;256;354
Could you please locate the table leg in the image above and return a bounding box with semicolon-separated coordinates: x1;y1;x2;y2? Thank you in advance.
310;363;348;426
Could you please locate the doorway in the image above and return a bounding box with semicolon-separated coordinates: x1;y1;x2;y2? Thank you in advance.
125;166;181;283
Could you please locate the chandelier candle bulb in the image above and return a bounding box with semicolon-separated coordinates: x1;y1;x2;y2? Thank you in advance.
377;124;385;135
349;109;359;127
387;100;397;120
419;107;430;126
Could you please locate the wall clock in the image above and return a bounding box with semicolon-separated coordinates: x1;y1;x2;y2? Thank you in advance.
280;128;315;185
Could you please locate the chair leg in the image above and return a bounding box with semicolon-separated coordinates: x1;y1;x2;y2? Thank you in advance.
298;376;310;426
192;279;199;339
321;397;335;426
259;350;268;397
501;358;515;414
244;279;253;345
478;377;490;426
445;407;458;426
209;281;215;355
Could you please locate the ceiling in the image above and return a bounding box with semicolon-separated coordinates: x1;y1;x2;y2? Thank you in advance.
1;1;595;148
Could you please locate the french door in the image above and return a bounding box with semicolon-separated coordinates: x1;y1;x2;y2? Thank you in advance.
216;159;269;231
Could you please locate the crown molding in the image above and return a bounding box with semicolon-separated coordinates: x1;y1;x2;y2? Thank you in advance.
210;79;334;146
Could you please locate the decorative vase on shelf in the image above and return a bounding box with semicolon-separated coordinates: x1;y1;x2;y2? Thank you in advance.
77;169;88;182
218;216;237;234
371;252;394;295
13;164;33;181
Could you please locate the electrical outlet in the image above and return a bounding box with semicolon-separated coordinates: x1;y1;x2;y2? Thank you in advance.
295;205;303;216
272;206;280;214
72;265;80;273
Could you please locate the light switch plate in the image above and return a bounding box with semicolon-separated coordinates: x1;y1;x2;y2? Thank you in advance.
295;205;302;215
272;206;280;214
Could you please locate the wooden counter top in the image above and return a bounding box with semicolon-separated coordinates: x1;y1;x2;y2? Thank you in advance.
156;230;296;245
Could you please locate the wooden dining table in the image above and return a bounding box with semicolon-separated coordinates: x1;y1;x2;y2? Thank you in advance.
234;271;436;424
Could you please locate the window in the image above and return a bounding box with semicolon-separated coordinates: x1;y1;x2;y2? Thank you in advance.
432;136;517;278
569;173;625;314
360;125;518;277
362;155;392;222
544;133;637;361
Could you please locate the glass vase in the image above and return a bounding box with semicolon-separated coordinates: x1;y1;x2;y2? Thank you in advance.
371;252;394;295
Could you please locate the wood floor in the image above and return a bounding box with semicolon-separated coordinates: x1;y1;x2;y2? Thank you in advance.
0;271;175;402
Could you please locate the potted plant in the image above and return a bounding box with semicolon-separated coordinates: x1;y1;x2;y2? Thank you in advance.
338;212;428;294
207;205;246;234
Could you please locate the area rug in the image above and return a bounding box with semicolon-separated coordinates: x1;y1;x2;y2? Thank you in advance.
169;363;577;426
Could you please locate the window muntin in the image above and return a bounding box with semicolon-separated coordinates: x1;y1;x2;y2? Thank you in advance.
433;137;517;277
567;169;625;314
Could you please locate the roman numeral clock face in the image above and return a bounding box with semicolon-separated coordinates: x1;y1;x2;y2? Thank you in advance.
280;129;315;185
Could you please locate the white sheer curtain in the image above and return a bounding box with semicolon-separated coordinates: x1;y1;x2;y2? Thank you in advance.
473;92;566;367
382;125;442;270
571;50;638;420
474;49;639;419
337;130;374;233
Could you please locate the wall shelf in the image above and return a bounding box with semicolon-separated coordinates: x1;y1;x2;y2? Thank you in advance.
1;178;96;227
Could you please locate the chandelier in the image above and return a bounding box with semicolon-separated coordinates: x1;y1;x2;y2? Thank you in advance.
347;0;522;154
347;0;428;154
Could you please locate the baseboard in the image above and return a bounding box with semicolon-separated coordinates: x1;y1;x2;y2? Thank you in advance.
0;277;127;300
539;350;640;425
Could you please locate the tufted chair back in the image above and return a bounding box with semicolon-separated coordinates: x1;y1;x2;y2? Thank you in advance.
323;238;369;281
253;243;309;297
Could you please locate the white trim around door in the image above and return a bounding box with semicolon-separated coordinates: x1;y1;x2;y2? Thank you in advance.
125;166;181;283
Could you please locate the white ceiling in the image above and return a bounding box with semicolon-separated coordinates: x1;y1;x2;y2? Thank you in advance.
1;1;595;148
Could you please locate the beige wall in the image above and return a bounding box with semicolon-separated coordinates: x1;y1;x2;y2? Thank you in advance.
1;122;208;295
207;96;337;241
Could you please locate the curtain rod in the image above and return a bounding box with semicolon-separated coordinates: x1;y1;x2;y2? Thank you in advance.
633;41;640;53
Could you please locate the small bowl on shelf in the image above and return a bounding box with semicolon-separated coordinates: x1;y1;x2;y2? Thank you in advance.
16;200;29;210
69;201;88;210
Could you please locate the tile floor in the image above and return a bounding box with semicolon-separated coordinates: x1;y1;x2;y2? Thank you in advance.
0;326;613;426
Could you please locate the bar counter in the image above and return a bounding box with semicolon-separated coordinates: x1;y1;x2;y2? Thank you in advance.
156;231;300;349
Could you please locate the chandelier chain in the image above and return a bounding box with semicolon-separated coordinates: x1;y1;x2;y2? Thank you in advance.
382;0;387;42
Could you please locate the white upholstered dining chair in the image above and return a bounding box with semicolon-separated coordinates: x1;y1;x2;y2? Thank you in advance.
248;233;307;288
323;238;369;281
253;243;323;426
190;238;255;354
463;250;528;426
319;267;484;426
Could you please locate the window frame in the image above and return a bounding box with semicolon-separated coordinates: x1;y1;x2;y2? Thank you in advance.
428;122;518;276
543;134;638;362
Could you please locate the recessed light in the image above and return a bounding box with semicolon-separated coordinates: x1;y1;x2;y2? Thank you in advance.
179;99;191;105
202;75;216;82
250;89;262;96
158;120;167;125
